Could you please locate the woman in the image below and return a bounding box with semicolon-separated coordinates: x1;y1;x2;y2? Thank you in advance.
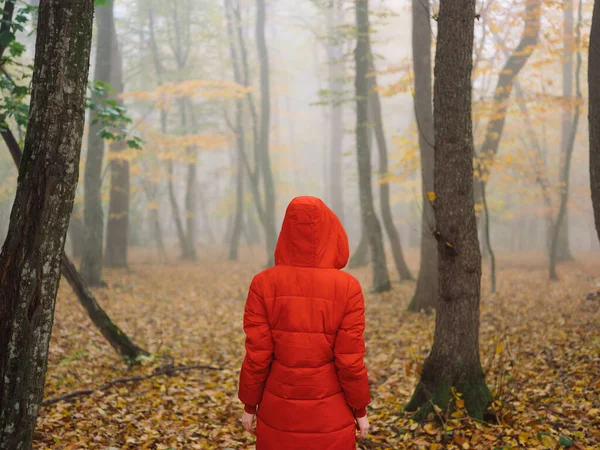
238;196;371;449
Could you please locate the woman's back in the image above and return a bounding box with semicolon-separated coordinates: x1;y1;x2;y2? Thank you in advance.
239;197;370;450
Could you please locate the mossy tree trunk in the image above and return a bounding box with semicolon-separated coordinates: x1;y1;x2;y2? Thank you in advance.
0;1;94;446
408;0;438;312
406;0;492;420
354;0;390;292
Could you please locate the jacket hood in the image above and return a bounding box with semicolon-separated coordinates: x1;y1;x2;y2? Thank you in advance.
274;196;349;269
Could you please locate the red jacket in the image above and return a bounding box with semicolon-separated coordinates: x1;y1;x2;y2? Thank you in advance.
238;196;370;450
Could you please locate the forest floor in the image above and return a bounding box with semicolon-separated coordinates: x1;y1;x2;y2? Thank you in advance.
33;248;600;450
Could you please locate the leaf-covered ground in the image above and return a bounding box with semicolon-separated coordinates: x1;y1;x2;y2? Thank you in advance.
33;250;600;449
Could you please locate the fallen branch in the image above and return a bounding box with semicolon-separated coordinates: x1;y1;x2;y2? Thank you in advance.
41;364;222;407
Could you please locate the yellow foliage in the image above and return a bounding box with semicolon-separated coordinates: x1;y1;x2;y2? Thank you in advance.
121;79;251;107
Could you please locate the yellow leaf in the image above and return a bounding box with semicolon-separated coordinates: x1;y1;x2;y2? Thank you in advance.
495;342;504;355
423;422;438;435
427;191;436;201
456;398;465;409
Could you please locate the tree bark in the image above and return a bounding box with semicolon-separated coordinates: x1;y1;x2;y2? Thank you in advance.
105;23;129;268
367;57;413;282
406;0;492;420
590;0;600;244
408;0;437;312
550;0;582;281
556;0;574;262
0;1;94;446
81;0;115;286
256;0;277;266
326;0;345;225
354;0;391;292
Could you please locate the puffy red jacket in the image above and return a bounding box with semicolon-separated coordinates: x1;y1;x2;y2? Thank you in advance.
238;196;371;450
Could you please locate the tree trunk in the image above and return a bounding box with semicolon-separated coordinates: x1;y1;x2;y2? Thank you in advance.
184;101;198;259
225;0;246;261
327;0;345;225
590;0;600;244
408;0;437;312
406;0;492;420
550;0;582;281
354;0;391;292
0;2;94;446
367;58;413;282
348;232;369;268
256;0;277;266
167;159;188;257
556;0;574;262
150;208;168;263
68;204;85;259
60;256;146;362
105;24;129;268
81;0;115;286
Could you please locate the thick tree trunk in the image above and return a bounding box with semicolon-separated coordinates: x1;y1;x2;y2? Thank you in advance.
327;0;345;225
408;0;438;312
105;26;129;268
354;0;390;292
0;2;94;446
590;0;600;244
550;0;582;281
406;0;492;420
256;0;277;266
557;0;574;262
81;0;115;286
367;58;413;282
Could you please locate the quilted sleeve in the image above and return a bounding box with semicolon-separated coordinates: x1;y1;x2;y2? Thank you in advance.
333;278;370;418
238;277;274;413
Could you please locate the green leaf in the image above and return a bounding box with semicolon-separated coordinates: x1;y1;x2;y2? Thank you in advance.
559;435;574;447
0;30;15;47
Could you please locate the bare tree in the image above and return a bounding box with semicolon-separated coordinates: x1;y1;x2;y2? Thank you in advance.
550;0;583;280
0;1;94;446
256;0;277;265
81;0;115;286
406;0;492;420
556;0;575;261
326;0;346;224
408;0;437;312
591;0;600;242
367;57;413;282
105;24;129;268
354;0;391;292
